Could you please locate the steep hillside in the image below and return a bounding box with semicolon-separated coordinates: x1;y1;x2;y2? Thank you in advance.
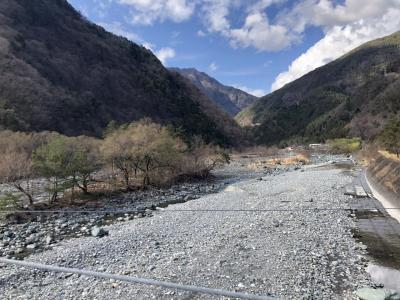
237;31;400;145
170;68;257;116
0;0;241;145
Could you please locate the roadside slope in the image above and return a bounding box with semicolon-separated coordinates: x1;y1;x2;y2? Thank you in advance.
366;153;400;220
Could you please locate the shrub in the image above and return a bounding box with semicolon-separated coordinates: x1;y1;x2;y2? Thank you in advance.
0;192;21;211
0;131;41;207
180;136;230;179
66;136;102;194
266;154;310;166
102;120;187;188
328;138;362;154
102;123;141;189
102;120;119;138
33;135;73;203
379;117;400;157
33;135;101;203
0;120;231;206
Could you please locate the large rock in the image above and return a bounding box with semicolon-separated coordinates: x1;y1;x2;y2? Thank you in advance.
91;227;109;238
355;287;400;300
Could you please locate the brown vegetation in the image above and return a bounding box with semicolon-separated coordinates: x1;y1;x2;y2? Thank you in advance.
0;120;230;209
264;154;310;166
0;131;55;207
247;153;310;171
102;120;187;188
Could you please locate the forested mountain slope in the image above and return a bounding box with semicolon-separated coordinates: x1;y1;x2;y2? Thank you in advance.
237;31;400;145
0;0;241;145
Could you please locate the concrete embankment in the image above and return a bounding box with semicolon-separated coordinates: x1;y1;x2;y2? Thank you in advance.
366;154;400;221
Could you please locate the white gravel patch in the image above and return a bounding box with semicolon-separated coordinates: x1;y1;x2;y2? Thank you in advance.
0;167;372;299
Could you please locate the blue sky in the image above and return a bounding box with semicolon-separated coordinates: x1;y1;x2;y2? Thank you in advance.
67;0;400;97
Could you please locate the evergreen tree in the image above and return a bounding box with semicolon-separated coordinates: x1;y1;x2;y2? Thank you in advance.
380;117;400;157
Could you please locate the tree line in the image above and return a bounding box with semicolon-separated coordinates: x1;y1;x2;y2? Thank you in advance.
0;119;229;209
379;117;400;158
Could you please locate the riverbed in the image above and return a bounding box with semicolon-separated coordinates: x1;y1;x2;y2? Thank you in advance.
0;158;374;299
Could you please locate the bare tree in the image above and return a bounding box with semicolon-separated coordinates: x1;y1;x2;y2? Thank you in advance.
0;131;37;207
102;120;187;188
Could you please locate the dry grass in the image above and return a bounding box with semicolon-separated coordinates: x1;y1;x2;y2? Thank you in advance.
266;154;310;166
247;154;310;170
379;150;400;162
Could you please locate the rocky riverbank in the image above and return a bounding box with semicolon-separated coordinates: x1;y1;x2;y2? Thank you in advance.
0;156;376;299
0;152;315;260
0;180;229;259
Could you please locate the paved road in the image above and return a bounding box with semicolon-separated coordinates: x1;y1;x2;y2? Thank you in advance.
0;167;372;299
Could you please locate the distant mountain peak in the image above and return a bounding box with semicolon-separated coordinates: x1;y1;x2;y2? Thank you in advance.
170;67;257;116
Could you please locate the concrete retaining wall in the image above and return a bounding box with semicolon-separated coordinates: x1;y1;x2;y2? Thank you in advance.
367;154;400;206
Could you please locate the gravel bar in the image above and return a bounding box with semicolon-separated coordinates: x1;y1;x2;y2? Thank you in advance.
0;166;372;299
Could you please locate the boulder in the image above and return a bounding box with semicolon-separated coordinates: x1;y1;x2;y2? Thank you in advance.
272;219;282;227
91;227;109;238
355;287;400;300
26;243;37;250
45;235;53;245
184;195;196;201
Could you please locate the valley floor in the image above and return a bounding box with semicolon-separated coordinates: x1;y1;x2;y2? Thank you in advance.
0;159;374;299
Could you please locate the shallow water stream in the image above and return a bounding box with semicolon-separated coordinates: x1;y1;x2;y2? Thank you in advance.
352;172;400;291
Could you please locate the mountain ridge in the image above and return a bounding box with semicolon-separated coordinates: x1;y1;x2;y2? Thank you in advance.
237;31;400;145
170;67;257;116
0;0;242;145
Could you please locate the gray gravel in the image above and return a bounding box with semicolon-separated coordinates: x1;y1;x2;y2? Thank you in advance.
0;165;372;299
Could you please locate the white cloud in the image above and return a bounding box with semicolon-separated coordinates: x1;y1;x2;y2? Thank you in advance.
142;42;155;50
118;0;195;25
197;30;206;37
93;0;400;90
280;0;400;32
199;0;400;58
202;0;232;33
201;0;295;52
233;84;266;97
238;85;267;98
155;47;176;65
247;89;265;97
272;4;400;91
101;0;400;57
209;62;218;71
229;11;292;51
